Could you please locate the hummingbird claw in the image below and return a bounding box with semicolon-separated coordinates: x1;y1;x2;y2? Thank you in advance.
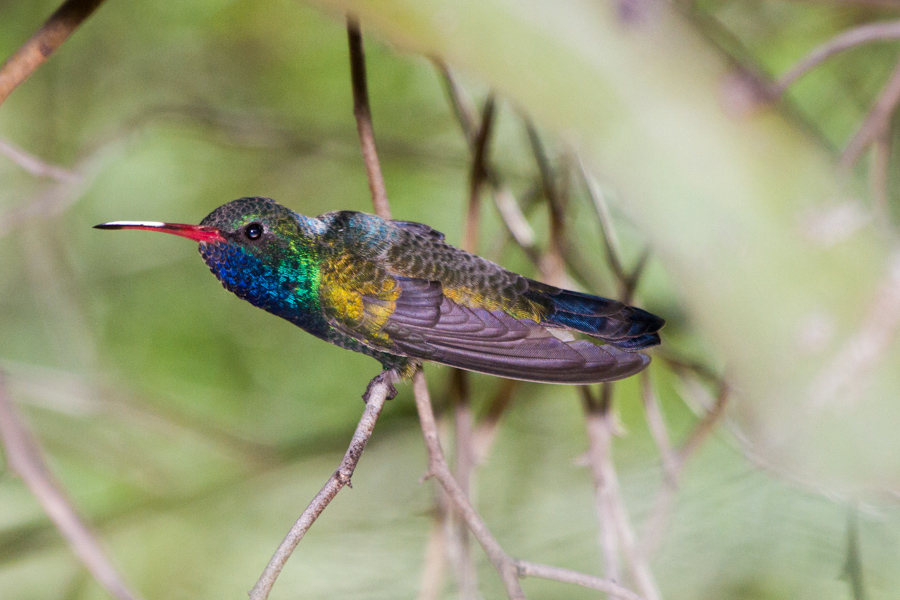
363;370;399;403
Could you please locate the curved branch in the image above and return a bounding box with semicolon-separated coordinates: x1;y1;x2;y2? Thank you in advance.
773;21;900;97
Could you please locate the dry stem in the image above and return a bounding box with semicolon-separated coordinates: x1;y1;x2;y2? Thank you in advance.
0;138;80;182
0;372;143;600
0;0;107;107
840;57;900;170
773;21;900;97
249;372;394;600
347;16;391;220
582;386;662;600
413;372;644;600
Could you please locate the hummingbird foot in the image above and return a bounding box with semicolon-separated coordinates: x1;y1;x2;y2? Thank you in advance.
363;369;399;403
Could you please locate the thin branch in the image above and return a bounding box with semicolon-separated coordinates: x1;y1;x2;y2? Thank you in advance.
0;138;80;182
445;93;496;599
583;386;662;600
675;379;728;463
841;57;900;170
515;561;645;600
450;370;478;599
0;0;107;107
639;372;677;483
870;134;891;225
772;21;900;97
417;511;450;600
580;158;626;281
526;121;568;287
435;60;479;148
249;371;395;600
472;378;517;461
843;505;868;600
639;377;729;559
413;372;644;600
581;385;622;583
464;95;496;253
347;16;391;220
0;371;143;600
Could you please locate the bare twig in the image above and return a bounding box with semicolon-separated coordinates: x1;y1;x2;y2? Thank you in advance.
639;373;677;483
843;505;868;600
0;0;107;107
526;122;568;287
772;21;900;98
249;372;395;600
675;379;728;463
0;138;80;182
515;561;645;600
581;385;622;583
472;378;517;460
0;372;143;600
413;372;644;600
435;60;479;148
583;386;662;600
450;371;478;599
639;377;729;559
871;135;891;225
841;58;900;170
417;512;450;600
347;16;391;220
464;95;496;252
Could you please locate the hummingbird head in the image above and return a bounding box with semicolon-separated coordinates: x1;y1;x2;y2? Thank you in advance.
95;197;323;317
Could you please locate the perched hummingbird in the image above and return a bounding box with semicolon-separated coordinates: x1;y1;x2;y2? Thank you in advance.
96;197;663;390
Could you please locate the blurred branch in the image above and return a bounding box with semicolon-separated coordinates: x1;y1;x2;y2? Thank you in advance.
347;16;391;220
840;57;900;170
0;0;107;107
843;505;868;600
447;96;497;598
526;122;568;287
450;371;477;599
0;138;80;182
249;371;395;600
772;21;900;98
413;372;644;600
581;385;622;582
0;371;143;600
639;376;729;558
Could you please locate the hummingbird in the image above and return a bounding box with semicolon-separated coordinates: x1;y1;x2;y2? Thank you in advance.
95;197;663;393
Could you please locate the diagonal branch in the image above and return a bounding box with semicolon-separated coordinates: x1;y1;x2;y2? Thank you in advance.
249;371;395;600
0;371;143;600
0;138;80;182
772;21;900;98
413;372;645;600
0;0;107;107
840;57;900;170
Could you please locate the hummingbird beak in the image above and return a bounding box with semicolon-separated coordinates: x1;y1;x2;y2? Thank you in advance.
93;221;225;243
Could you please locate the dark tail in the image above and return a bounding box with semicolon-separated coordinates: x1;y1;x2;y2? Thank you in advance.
525;283;665;350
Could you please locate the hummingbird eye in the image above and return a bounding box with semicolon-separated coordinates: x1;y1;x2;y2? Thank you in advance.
244;222;263;240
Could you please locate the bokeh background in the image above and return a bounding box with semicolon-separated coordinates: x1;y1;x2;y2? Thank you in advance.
2;1;900;599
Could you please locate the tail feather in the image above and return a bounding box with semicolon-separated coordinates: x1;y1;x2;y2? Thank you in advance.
526;284;665;351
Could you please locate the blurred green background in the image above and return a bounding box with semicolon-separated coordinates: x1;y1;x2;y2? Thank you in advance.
2;1;900;599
